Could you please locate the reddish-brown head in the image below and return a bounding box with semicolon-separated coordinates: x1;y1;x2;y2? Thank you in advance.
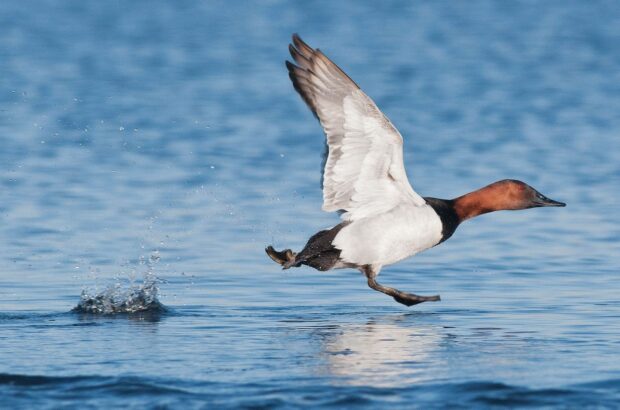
453;179;566;221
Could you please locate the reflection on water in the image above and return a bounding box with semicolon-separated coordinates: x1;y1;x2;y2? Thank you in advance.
321;314;442;387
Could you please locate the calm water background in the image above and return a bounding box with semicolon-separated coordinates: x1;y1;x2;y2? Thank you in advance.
1;0;620;408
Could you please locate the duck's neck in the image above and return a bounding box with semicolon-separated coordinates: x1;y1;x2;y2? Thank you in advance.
427;179;550;244
424;185;503;244
452;182;512;222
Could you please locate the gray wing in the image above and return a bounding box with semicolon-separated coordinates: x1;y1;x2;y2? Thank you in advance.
286;34;425;221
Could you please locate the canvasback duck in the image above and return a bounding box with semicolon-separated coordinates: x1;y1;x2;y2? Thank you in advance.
266;34;566;306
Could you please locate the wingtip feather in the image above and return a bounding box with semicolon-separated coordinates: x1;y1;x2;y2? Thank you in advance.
292;33;314;56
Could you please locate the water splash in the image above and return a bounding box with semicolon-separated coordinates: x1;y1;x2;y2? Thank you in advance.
73;253;166;314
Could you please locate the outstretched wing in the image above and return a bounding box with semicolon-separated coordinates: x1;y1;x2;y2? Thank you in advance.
286;34;425;221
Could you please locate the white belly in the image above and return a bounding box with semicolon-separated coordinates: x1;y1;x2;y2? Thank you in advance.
332;204;443;266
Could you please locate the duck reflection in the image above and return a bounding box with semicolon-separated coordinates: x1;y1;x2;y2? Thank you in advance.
319;314;443;387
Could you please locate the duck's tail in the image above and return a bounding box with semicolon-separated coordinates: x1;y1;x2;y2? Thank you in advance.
265;222;349;272
265;246;298;269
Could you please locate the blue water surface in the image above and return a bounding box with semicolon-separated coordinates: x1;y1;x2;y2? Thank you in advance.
1;0;620;408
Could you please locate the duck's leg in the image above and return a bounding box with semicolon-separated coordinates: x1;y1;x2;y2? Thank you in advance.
361;265;440;307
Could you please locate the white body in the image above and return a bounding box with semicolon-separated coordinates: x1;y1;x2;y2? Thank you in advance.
333;204;443;266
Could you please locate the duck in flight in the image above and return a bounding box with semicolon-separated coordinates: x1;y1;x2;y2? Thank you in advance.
266;34;566;307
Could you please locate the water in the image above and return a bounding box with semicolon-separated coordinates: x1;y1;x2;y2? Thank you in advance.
1;0;619;407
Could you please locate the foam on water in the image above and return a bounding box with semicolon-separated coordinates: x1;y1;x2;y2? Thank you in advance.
73;273;165;314
73;253;166;314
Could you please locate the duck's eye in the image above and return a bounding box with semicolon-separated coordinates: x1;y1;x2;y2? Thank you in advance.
536;193;546;200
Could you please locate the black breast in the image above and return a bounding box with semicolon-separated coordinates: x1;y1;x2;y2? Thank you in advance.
423;197;460;244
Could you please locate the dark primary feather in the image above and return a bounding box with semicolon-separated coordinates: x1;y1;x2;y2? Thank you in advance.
285;33;360;119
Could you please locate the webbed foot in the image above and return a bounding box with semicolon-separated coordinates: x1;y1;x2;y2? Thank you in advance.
392;293;440;307
265;246;296;268
366;276;441;307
